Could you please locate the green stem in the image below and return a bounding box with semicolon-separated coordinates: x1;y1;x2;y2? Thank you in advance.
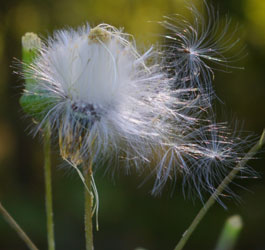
44;124;55;250
215;215;243;250
83;160;94;250
0;202;39;250
174;129;265;250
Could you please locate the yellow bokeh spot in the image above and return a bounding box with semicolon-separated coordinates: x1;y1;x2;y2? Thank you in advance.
245;0;265;45
8;3;42;35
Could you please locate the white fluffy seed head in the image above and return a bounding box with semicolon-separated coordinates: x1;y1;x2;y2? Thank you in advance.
23;23;189;168
20;5;255;204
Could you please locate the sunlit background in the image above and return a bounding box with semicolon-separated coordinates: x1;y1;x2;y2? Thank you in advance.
0;0;265;249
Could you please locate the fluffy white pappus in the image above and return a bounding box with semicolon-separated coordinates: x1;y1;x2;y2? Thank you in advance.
151;121;257;203
22;23;201;173
160;1;243;98
21;20;255;203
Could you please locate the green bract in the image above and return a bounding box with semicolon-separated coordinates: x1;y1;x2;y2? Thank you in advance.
20;93;56;121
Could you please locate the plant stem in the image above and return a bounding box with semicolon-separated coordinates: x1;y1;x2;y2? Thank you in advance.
44;123;55;250
83;160;94;250
174;129;265;250
0;202;39;250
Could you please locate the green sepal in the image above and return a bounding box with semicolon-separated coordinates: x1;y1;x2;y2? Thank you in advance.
19;92;56;122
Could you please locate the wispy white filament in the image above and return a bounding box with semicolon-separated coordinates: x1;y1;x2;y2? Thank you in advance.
160;2;244;99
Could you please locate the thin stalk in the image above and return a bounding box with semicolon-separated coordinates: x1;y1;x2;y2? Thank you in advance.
174;129;265;250
0;202;39;250
83;160;94;250
44;123;55;250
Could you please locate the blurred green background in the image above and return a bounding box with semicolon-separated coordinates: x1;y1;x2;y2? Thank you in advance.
0;0;265;249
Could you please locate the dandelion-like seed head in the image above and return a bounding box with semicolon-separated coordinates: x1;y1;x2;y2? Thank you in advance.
19;2;256;204
21;23;185;170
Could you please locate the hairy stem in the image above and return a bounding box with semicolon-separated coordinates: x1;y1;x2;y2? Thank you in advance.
83;160;94;250
0;202;39;250
174;129;265;250
44;124;55;250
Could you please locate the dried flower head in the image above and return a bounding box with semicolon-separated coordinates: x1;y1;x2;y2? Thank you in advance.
19;3;255;202
20;24;190;168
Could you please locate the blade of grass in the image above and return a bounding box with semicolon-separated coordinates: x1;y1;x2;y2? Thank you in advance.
0;202;39;250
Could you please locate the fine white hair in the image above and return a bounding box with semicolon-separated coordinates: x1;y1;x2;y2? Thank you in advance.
160;1;244;99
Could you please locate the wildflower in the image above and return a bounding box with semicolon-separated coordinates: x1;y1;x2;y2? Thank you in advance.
19;5;254;203
20;24;197;171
